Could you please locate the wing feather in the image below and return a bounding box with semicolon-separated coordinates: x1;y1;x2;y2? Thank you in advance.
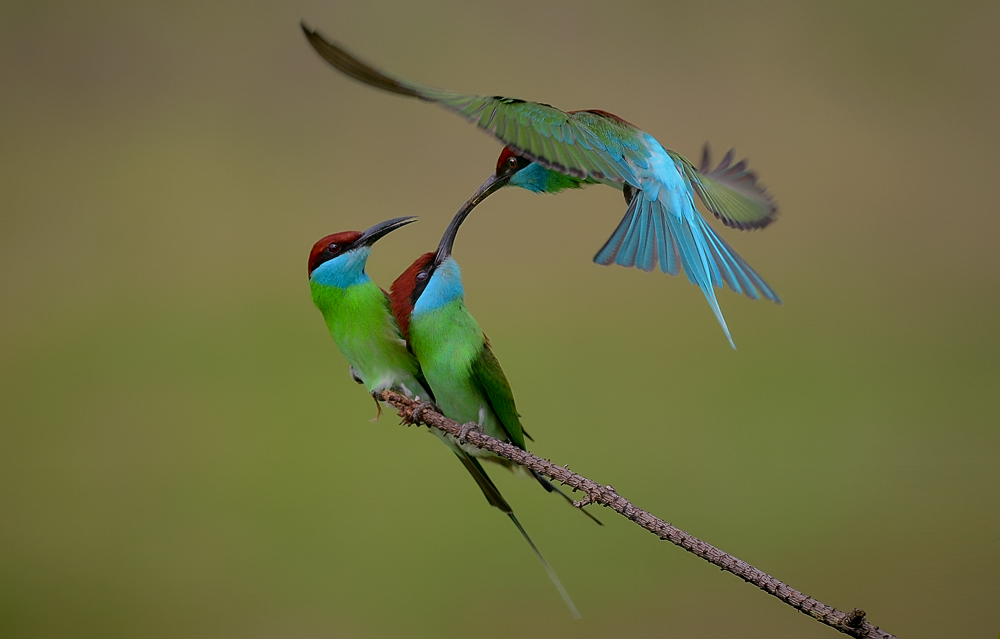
302;26;641;186
670;145;778;231
469;341;526;451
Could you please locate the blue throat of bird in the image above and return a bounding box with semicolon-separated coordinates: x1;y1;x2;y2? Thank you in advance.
310;247;372;289
412;258;464;316
508;163;585;193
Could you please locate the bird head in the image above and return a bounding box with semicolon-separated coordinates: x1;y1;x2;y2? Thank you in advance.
495;146;553;192
413;146;529;284
308;216;416;288
388;246;466;337
495;146;534;185
389;188;481;335
388;252;435;339
495;146;584;193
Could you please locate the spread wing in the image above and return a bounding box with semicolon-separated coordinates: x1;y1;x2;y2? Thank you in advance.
469;340;526;450
671;145;778;230
302;25;640;186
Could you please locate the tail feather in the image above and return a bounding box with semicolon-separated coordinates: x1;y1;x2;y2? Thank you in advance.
630;198;654;270
594;194;639;267
700;221;782;303
618;213;641;268
668;208;738;347
531;471;603;526
593;189;780;348
696;225;725;290
653;206;679;275
453;451;513;513
455;447;602;526
452;451;579;617
506;512;580;619
635;198;657;272
701;222;749;298
669;208;709;287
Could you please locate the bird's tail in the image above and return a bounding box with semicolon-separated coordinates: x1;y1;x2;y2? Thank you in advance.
594;189;781;348
531;471;602;526
452;451;579;617
453;450;514;513
506;512;580;619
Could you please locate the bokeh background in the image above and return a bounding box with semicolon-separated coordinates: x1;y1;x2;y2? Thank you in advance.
2;1;998;637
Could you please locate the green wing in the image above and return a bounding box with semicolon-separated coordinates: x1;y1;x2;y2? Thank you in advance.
670;145;778;230
469;340;526;450
302;25;640;186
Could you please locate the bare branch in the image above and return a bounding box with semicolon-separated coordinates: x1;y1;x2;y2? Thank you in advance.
380;390;897;639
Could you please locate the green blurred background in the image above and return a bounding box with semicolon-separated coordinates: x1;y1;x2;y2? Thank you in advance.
2;1;998;637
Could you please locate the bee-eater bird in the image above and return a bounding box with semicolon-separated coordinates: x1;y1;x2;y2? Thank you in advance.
302;25;781;349
309;216;521;501
389;204;603;618
308;216;429;402
309;216;586;616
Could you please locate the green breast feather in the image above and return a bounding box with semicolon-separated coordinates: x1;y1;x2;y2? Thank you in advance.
311;281;422;393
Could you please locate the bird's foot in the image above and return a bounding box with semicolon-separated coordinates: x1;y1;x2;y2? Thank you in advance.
369;391;383;422
458;421;482;443
406;401;434;426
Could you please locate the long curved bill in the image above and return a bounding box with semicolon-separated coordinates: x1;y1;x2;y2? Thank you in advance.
359;216;418;246
435;173;510;264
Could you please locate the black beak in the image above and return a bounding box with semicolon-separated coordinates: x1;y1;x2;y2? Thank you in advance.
358;216;418;247
435;172;510;265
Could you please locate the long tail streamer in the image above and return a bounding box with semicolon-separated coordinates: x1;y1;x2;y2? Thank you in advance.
507;513;580;619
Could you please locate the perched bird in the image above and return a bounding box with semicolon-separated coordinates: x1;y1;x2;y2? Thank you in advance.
302;24;781;348
390;201;601;618
309;216;588;617
309;216;515;502
309;216;428;403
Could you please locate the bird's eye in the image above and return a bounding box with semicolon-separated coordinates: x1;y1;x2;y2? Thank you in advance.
415;271;428;281
507;156;519;168
327;243;340;253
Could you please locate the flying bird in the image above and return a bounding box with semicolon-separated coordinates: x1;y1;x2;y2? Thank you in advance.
302;24;781;348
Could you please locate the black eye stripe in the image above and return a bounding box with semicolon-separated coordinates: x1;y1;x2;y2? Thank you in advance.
409;268;433;306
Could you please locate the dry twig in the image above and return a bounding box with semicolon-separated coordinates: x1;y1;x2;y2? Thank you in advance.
380;389;897;639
